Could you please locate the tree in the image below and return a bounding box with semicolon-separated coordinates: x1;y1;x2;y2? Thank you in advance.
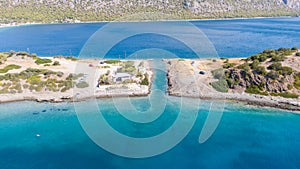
266;71;279;80
254;66;267;75
291;46;298;51
268;62;282;70
52;61;60;66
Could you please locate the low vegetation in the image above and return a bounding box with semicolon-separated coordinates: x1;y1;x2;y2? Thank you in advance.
140;73;149;86
0;67;88;94
0;64;21;73
119;61;136;73
35;58;52;65
294;73;300;89
76;81;89;88
53;61;60;66
212;47;300;98
104;60;121;64
210;68;228;92
210;80;228;93
0;0;299;24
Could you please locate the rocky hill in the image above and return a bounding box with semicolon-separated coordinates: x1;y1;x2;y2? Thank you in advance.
0;0;299;23
215;47;300;99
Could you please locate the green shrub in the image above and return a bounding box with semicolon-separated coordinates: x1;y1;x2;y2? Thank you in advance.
27;75;41;85
35;85;43;92
31;53;37;58
23;84;29;89
288;84;293;90
278;92;299;98
294;73;300;89
278;48;293;56
291;46;298;51
0;53;8;64
223;63;235;69
250;60;260;69
65;56;78;61
119;66;136;73
263;49;276;54
140;73;149;86
76;81;89;88
53;61;60;66
237;63;251;71
245;85;260;94
211;68;225;80
104;60;121;64
253;66;267;75
271;55;285;62
210;79;228;93
35;58;52;65
16;51;30;56
296;52;300;56
268;62;282;70
0;64;21;73
60;87;69;92
279;66;293;76
266;71;279;80
249;54;268;62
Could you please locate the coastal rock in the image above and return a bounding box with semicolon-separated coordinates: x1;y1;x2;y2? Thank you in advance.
227;69;295;94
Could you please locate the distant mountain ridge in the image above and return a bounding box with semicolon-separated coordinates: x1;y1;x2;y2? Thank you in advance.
0;0;299;23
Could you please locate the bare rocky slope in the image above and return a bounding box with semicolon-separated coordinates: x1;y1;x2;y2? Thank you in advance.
0;0;299;23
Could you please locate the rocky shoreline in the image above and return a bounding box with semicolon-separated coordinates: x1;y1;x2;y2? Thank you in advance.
0;89;151;104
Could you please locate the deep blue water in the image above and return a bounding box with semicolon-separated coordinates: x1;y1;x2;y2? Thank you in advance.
1;18;300;169
0;17;299;58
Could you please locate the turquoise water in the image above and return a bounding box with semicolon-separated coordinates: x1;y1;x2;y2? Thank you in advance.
0;60;300;168
1;100;300;169
1;18;300;168
0;17;299;58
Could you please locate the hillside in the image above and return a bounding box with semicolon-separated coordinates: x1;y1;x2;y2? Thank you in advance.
0;0;300;23
214;47;300;98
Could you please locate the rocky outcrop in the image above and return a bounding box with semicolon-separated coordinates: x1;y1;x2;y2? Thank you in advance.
226;68;295;93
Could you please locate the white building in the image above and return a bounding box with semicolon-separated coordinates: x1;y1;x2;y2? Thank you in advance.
113;73;132;82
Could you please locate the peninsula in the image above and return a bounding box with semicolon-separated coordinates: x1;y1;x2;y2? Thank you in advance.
166;47;300;111
0;51;152;103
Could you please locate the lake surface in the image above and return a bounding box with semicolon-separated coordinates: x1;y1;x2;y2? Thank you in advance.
0;17;299;58
0;17;300;169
